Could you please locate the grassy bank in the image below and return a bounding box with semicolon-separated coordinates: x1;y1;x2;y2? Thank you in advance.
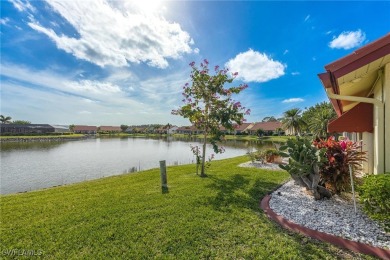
1;156;371;259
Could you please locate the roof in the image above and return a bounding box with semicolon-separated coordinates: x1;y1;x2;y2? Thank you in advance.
74;125;97;131
0;124;54;129
234;123;253;131
328;102;373;133
250;121;282;131
99;126;122;131
318;33;390;116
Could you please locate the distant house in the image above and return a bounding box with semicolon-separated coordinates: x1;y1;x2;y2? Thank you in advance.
99;126;122;133
176;125;203;135
248;121;282;136
167;126;178;134
233;123;255;134
0;124;70;134
51;125;70;133
73;125;98;134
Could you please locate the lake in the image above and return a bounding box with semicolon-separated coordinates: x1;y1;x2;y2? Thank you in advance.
0;136;278;194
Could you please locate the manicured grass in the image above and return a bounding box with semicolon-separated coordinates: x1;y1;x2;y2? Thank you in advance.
258;136;293;142
1;156;372;259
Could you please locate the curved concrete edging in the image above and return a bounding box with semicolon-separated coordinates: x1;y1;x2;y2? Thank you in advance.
260;195;390;260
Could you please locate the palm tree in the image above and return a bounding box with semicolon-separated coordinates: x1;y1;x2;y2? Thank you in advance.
308;108;336;138
0;115;12;124
281;108;305;136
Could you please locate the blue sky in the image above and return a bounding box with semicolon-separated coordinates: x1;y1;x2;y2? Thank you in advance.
1;0;389;126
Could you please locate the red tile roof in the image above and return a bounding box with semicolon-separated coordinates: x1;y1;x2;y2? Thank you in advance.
250;121;282;131
99;126;122;131
234;123;253;131
74;125;97;131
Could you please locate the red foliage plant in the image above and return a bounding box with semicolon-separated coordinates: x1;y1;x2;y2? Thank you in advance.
313;136;367;194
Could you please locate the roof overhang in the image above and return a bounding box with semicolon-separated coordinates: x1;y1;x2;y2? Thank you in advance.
328;102;373;133
318;33;390;117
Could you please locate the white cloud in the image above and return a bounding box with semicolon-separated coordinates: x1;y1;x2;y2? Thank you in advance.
225;49;286;83
26;0;195;68
78;110;92;114
282;98;304;103
329;30;366;50
0;18;10;25
291;72;300;76
283;49;289;55
0;62;189;125
9;0;36;13
304;15;310;22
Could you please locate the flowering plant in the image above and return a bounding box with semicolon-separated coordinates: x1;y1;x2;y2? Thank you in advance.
314;137;367;193
172;60;249;177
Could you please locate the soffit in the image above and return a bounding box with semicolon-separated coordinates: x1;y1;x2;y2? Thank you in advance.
335;54;390;112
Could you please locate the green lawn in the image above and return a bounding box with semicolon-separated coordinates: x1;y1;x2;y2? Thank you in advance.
0;156;371;259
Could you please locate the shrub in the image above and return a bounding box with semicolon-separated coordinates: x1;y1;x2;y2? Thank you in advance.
279;137;331;200
263;148;281;163
358;173;390;231
314;137;367;194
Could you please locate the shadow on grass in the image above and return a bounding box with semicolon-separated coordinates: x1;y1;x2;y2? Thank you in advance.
205;174;280;212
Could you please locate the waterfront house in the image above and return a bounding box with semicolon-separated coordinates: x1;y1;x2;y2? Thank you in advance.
234;123;254;134
167;126;178;134
248;121;282;136
318;33;390;174
73;125;98;134
98;126;122;133
176;125;203;135
0;124;69;134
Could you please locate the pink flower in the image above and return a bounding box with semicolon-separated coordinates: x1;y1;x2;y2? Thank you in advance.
340;140;347;151
189;61;195;67
214;65;219;71
233;72;238;76
233;102;241;109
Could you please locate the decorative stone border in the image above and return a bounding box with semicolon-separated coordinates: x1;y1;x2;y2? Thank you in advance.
260;195;390;260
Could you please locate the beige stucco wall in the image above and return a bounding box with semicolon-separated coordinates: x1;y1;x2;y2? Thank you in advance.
384;63;390;173
362;132;374;173
372;66;387;174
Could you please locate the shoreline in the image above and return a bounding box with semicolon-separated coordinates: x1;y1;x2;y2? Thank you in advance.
0;136;90;143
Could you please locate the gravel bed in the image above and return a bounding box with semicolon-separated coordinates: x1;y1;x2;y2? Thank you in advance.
238;161;283;171
269;180;390;249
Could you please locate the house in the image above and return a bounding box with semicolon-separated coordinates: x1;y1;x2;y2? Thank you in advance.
99;126;122;133
0;124;55;134
73;125;98;134
176;125;203;135
318;33;390;174
167;126;178;134
51;125;70;133
233;123;254;134
248;121;282;136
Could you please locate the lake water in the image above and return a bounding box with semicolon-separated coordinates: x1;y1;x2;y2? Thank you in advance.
0;136;278;194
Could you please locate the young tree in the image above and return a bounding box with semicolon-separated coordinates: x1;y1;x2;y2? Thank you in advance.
172;60;250;177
